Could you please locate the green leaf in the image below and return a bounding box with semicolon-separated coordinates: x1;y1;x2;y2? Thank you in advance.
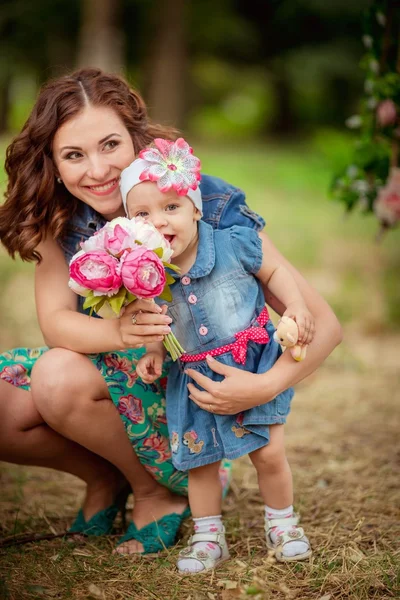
94;297;106;313
165;272;175;285
153;247;163;258
126;292;137;304
158;285;173;302
108;288;127;315
83;291;104;310
163;262;180;273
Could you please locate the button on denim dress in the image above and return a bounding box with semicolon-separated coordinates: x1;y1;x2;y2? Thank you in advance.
159;220;294;471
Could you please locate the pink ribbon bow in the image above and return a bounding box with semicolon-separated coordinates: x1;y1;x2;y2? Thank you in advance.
232;326;270;365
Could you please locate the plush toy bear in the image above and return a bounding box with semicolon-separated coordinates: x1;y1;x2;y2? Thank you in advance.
273;316;307;362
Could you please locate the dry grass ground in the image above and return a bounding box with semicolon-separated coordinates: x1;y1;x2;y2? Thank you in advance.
1;329;399;600
0;141;399;599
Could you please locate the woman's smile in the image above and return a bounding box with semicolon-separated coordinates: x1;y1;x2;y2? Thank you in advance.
84;177;120;196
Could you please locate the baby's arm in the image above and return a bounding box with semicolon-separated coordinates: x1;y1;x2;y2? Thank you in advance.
255;237;315;345
136;341;166;383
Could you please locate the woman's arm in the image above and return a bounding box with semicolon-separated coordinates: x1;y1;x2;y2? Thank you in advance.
186;230;342;415
35;238;171;354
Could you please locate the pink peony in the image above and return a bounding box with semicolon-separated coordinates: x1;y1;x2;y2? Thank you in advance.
69;250;122;295
374;168;400;227
80;228;108;252
120;247;166;298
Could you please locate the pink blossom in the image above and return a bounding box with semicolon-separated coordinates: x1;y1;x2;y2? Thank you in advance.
69;250;122;295
374;167;400;226
120;247;166;298
376;99;397;127
104;224;138;257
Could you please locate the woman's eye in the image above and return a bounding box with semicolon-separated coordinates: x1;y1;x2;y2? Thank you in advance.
65;151;82;160
104;140;119;151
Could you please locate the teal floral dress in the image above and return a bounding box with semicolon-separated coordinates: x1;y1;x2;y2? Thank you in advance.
0;346;231;494
0;175;266;496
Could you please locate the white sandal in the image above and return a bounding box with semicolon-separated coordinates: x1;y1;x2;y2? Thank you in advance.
265;514;312;562
177;529;230;573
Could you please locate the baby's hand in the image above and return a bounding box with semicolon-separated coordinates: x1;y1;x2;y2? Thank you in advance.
283;302;315;345
136;352;163;383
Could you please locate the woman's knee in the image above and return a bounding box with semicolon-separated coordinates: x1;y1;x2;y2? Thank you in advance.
31;348;108;423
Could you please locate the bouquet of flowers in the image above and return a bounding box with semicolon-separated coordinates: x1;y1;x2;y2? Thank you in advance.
68;216;185;360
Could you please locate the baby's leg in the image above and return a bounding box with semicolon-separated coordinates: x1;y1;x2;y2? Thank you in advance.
250;424;292;507
188;461;222;517
178;461;229;573
250;425;311;560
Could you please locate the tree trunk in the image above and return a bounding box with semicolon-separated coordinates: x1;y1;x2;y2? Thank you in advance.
269;68;297;137
77;0;124;73
146;0;188;128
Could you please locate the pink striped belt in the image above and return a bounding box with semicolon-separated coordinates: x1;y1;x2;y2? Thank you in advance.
180;306;270;365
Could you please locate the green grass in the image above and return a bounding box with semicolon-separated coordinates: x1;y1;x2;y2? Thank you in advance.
0;136;399;352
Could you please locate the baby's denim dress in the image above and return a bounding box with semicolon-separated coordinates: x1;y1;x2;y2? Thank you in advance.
159;220;294;471
58;174;265;316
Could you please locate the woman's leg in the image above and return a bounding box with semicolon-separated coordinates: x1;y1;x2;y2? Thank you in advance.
0;378;122;517
31;349;188;553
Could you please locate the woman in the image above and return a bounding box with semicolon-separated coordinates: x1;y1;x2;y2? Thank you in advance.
0;68;342;555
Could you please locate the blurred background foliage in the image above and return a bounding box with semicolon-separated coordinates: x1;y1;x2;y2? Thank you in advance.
0;0;369;137
0;0;399;348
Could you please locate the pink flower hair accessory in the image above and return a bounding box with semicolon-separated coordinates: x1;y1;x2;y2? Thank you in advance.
120;137;202;215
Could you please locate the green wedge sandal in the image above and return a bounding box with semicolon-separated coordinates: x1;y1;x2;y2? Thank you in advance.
116;506;191;553
69;486;130;536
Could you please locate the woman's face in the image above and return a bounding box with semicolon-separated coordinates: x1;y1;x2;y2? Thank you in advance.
53;105;136;219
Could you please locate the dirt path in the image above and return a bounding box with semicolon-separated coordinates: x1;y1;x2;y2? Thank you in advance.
1;330;399;600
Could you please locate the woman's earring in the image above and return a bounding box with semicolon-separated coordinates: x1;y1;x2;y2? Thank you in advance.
57;177;62;184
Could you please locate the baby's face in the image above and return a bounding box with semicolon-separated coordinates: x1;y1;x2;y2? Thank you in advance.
126;182;201;261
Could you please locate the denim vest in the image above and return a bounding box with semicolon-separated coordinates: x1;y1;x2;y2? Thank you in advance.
59;175;265;315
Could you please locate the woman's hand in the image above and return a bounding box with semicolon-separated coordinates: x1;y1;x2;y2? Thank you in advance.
118;300;172;349
186;355;273;415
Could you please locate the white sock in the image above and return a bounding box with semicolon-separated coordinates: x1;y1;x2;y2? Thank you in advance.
177;515;224;573
265;505;309;558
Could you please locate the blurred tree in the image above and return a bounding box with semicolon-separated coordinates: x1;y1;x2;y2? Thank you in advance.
0;0;380;138
143;0;188;128
194;0;372;136
0;0;79;132
77;0;124;72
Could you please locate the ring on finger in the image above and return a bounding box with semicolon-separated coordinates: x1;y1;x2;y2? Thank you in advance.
209;403;214;413
131;312;138;325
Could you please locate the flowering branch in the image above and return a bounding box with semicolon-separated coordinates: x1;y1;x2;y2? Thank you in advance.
331;0;400;238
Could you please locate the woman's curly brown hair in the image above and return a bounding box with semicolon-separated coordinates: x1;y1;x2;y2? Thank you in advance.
0;68;178;262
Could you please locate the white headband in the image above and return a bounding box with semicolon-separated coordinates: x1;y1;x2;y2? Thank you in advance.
120;138;203;216
120;158;203;215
